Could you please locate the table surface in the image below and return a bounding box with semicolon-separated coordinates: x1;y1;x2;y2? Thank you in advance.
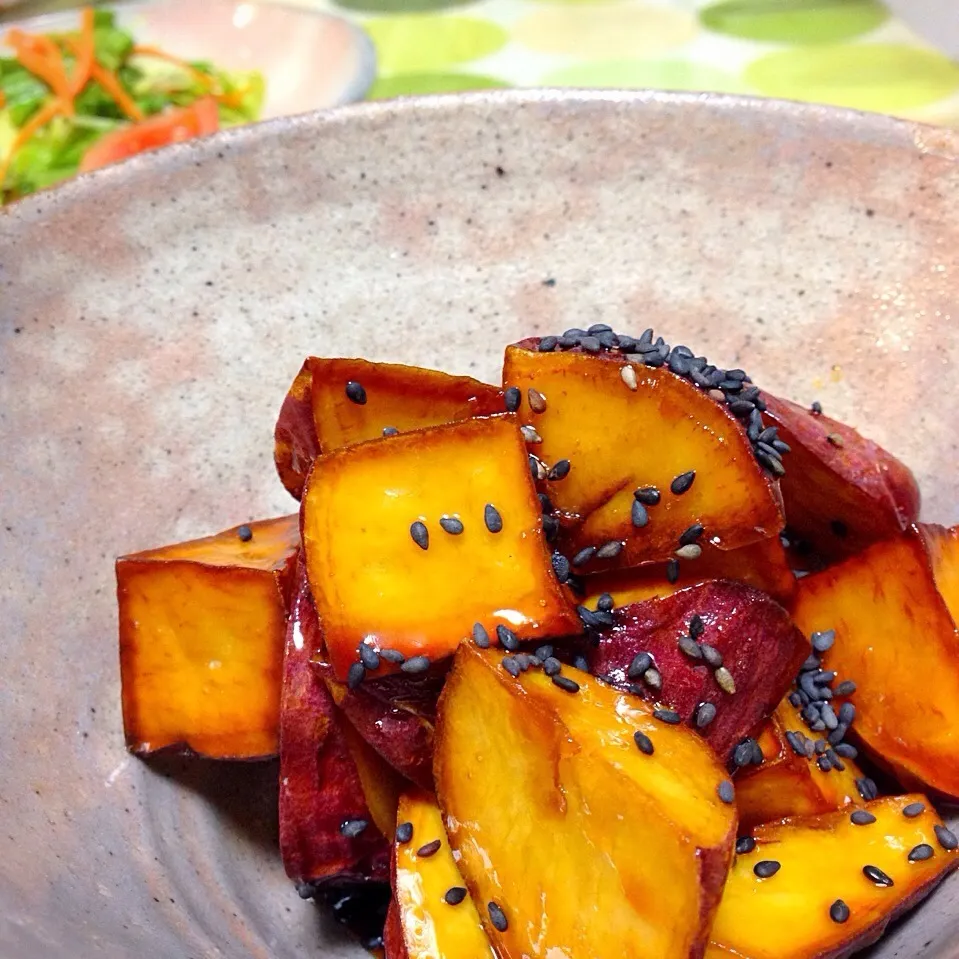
4;0;959;125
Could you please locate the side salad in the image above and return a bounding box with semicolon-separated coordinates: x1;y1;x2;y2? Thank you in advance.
0;7;264;203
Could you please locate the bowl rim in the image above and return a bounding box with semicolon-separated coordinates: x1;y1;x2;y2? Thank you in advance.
3;88;959;229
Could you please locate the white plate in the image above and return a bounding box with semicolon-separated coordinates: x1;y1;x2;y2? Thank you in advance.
1;0;376;118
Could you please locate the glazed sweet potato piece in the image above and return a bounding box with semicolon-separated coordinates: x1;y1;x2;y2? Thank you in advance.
587;581;808;759
582;534;795;608
386;790;494;959
708;795;958;959
921;523;959;626
502;345;783;570
279;563;390;889
791;529;959;799
275;357;504;498
764;393;920;564
116;515;299;758
736;695;866;829
302;415;580;682
435;645;736;959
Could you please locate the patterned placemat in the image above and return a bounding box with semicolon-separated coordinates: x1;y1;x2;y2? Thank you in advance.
290;0;959;125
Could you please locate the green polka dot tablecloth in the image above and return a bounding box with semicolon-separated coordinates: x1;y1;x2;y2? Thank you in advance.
293;0;959;124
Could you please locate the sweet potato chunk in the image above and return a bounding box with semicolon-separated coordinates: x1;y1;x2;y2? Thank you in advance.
502;345;783;570
921;523;959;627
792;530;959;799
588;581;808;759
117;515;299;758
764;393;920;564
387;790;494;959
435;645;736;959
583;535;795;608
708;795;958;959
302;416;580;681
736;695;866;829
278;563;389;889
275;357;504;498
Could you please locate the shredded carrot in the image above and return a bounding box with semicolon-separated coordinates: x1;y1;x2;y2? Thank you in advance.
88;60;144;121
67;8;96;98
131;45;215;91
0;97;63;187
4;29;74;113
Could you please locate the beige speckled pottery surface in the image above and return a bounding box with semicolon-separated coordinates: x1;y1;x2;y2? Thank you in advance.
2;90;959;958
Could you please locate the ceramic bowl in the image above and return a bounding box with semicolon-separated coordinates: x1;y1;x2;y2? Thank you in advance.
1;90;958;959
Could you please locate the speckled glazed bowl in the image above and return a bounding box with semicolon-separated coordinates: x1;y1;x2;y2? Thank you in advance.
2;90;959;959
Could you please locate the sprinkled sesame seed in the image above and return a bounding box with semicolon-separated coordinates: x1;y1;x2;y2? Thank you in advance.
472;623;490;648
484;504;503;534
345;381;367;405
529;454;547;481
340;818;368;838
410;521;429;550
634;486;661;506
634;730;654;755
753;860;780;879
620;364;638;391
903;802;926;818
643;668;662;691
935;825;958;851
577;605;602;629
827;433;845;448
552;675;580;693
538;493;554;515
573;654;589;672
835;680;857;696
501;656;521;677
679;636;703;660
358;643;380;671
535;644;553;662
688;614;704;640
838;702;856;725
736;836;756;855
542;657;562;676
594;594;613;614
653;708;681;725
862;864;894;887
347;662;365;689
548;459;571;481
695;702;717;728
811;629;836;652
715;666;737;695
666;558;680;584
396;822;413;844
417;839;442;858
627;652;653;679
380;648;406;664
631;499;649;528
401;655;431;675
538;335;558;351
596;539;624;560
382;426;399;437
497;625;520;651
851;810;877;826
834;743;858;759
551;551;571;583
520;425;543;445
527;388;547;413
572;546;596;567
700;643;722;668
237;525;253;542
909;844;935;862
856;777;879;801
580;335;601;353
444;887;468;905
717;780;735;804
830;900;850;924
733;741;756;768
675;543;703;561
670;470;696;495
504;387;521;412
488;902;508;932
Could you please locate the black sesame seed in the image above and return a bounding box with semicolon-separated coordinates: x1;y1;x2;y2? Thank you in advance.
700;643;723;668
653;708;682;725
588;323;613;335
736;836;756;855
717;780;735;804
527;388;547;413
410;521;429;550
729;399;756;417
401;655;431;674
535;644;554;662
834;743;858;759
694;702;717;729
501;656;521;677
358;643;380;671
820;703;839;731
596;540;624;560
666;558;680;584
472;623;491;649
851;810;877;826
538;336;558;352
439;516;464;535
237;524;253;542
444;886;468;905
828;724;848;746
862;864;894;887
396;822;413;844
552;675;580;693
689;614;705;639
521;425;543;444
579;335;601;353
679;523;705;546
577;605;601;629
811;401;823;415
856;777;879;801
572;546;596;567
529;454;545;481
380;647;406;664
631;499;649;528
670;470;696;495
811;629;836;653
504;386;521;412
935;825;959;851
548;459;571;481
785;731;805;757
830;900;850;924
903;802;926;818
496;625;520;651
834;680;857;696
630;730;654;755
483;504;503;533
345;381;367;405
627;652;653;679
733;740;755;768
417;839;442;858
538;493;554;515
551;551;571;583
634;486;661;506
679;636;703;660
488;902;508;932
909;843;935;862
340;818;368;838
800;654;821;673
573;654;589;672
592;594;613;615
347;662;366;689
838;702;856;725
753;860;781;879
817;755;831;772
543;657;562;676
